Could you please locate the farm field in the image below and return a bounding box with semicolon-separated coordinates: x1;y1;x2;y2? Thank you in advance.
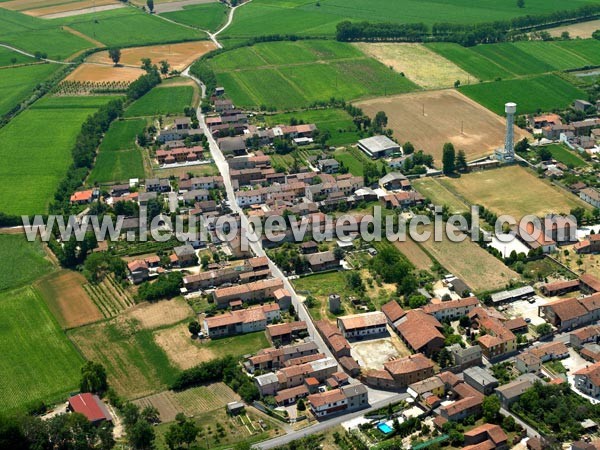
545;143;588;167
35;270;103;329
88;41;216;72
207;40;417;110
161;2;228;31
262;108;359;146
0;9;94;59
125;297;194;330
0;286;83;413
412;177;469;213
547;19;600;39
356;90;528;166
69;317;179;399
0;234;53;292
88;118;146;183
355;43;473;89
82;275;135;319
222;0;594;38
52;7;205;47
0;46;35;66
439;165;589;218
393;239;433;271
124;84;194;117
0;63;60;117
459;74;587;116
0;0;117;15
418;225;520;292
0;95;118;215
154;323;269;369
134;382;240;423
65;63;146;83
512;40;600;71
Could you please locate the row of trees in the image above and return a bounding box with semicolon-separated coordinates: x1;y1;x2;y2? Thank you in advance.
442;142;468;175
336;5;600;45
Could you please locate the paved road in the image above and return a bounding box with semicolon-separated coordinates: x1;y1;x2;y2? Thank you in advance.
256;393;410;450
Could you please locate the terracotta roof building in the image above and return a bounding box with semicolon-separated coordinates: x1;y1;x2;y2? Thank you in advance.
68;393;112;424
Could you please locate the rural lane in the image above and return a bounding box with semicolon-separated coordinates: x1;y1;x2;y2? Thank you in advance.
0;43;75;65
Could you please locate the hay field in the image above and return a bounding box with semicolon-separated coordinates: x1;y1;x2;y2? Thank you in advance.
412;177;469;213
88;41;216;72
0;0;116;14
354;43;471;89
65;63;146;82
125;297;194;330
439;165;589;218
418;224;520;292
36;270;103;329
356;90;529;166
547;19;600;39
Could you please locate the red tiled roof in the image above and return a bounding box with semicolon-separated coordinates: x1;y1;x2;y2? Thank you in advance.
69;393;111;422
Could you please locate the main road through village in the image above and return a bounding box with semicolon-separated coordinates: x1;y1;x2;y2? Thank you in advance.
182;56;405;447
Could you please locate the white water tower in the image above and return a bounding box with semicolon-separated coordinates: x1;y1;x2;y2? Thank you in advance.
496;102;517;162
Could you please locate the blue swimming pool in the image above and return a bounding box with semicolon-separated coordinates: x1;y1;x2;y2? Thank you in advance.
377;422;393;434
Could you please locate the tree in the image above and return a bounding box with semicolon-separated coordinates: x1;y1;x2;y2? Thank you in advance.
502;414;517;432
146;0;154;12
140;57;153;72
442;142;456;175
188;321;201;336
454;79;461;88
482;394;501;423
517;0;525;7
128;419;155;450
159;60;170;75
10;57;17;65
571;207;586;225
536;322;552;336
333;246;345;260
537;146;552;161
108;47;121;66
141;406;160;424
455;149;468;172
408;294;427;309
373;111;388;132
403;141;414;155
297;398;306;411
515;137;529;153
80;361;108;394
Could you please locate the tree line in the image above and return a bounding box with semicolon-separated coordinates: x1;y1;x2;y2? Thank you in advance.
336;5;600;45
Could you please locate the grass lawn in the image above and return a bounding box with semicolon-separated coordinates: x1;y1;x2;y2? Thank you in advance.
459;74;587;115
261;108;360;146
293;271;347;320
161;2;228;31
546;143;587;167
439;165;588;218
203;330;269;359
124;85;194;118
0;235;53;292
0;95;119;215
88;118;146;183
69;318;179;399
52;7;204;47
412;177;469;213
0;287;83;413
334;149;366;176
207;40;417;110
0;63;60;117
222;0;593;38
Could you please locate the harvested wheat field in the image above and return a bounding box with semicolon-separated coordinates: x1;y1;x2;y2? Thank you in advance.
154;323;211;370
0;0;117;15
134;383;240;422
547;19;600;39
65;63;146;82
394;239;433;271
356;90;529;166
125;297;194;330
355;43;471;89
35;270;103;329
88;41;216;72
418;224;520;292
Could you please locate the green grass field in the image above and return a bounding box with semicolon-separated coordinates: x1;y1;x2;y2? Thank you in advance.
161;2;228;31
202;331;269;359
69;319;179;399
459;74;586;115
293;271;346;320
208;40;417;109
0;235;53;292
0;287;83;413
222;0;594;38
52;7;205;47
0;63;60;117
88;118;146;183
513;40;600;70
545;143;587;167
0;9;93;60
0;95;119;215
0;46;35;67
262;108;359;146
124;86;194;117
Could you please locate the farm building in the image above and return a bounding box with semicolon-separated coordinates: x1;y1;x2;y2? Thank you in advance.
357;135;400;159
490;286;534;304
337;312;387;339
68;393;112;424
203;304;280;338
